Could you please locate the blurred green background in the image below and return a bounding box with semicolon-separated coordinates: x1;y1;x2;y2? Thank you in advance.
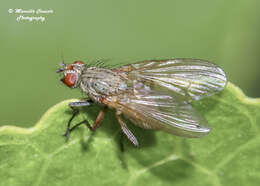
0;0;260;127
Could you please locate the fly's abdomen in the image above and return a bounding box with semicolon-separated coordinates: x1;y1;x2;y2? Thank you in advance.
80;67;129;99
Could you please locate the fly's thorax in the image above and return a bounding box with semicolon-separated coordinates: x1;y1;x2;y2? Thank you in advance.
79;67;129;102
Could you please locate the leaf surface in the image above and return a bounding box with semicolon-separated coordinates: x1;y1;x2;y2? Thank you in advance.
1;83;259;186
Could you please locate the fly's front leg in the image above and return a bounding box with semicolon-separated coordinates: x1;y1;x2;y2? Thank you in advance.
64;100;93;141
116;111;139;147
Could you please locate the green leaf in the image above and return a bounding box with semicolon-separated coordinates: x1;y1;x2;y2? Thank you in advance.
1;82;259;186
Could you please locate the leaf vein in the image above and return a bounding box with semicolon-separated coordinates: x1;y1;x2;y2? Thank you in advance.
215;135;260;171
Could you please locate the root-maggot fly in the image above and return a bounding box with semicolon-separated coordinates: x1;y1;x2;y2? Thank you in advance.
57;59;227;146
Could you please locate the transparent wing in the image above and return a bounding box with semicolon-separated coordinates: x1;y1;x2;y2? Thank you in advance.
117;90;210;138
121;59;227;101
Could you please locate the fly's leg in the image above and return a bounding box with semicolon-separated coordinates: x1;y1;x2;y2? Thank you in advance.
116;111;139;147
64;100;93;141
66;119;91;136
86;108;107;131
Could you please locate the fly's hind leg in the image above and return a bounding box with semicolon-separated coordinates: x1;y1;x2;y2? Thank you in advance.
116;111;139;147
64;100;93;141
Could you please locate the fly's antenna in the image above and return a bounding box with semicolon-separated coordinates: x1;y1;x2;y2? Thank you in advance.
56;50;66;73
61;50;65;64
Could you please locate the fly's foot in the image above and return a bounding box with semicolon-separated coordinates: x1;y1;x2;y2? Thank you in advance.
63;129;71;141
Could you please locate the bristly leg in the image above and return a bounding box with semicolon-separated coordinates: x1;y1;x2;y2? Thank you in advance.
64;119;91;141
63;100;93;141
116;111;139;147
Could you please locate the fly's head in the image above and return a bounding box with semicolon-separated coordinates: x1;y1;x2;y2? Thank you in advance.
57;61;85;88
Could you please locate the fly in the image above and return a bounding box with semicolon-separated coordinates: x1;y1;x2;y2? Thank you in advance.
57;59;227;147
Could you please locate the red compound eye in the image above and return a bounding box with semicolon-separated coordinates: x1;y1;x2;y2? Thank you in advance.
63;73;77;87
74;61;84;65
66;65;73;70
